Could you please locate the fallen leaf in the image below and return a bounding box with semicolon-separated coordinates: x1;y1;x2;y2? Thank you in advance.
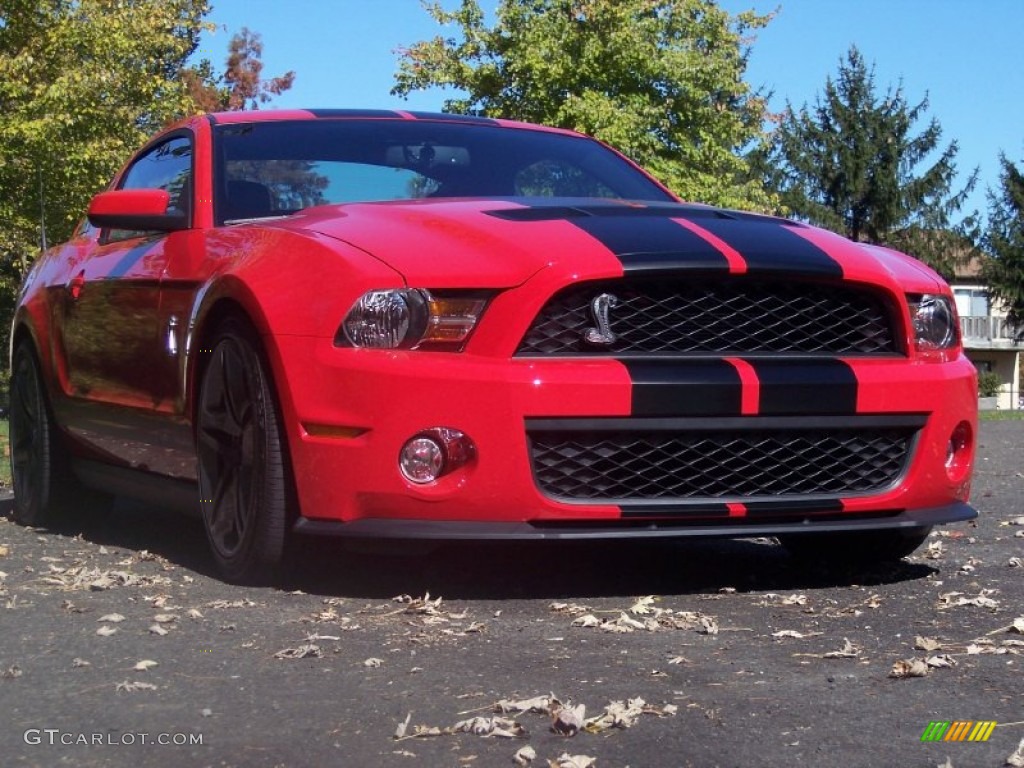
549;602;591;616
925;540;945;559
494;695;554;715
1005;737;1024;768
583;698;677;732
187;609;204;620
699;616;719;635
148;624;169;636
394;713;412;740
72;658;90;668
363;657;384;668
96;626;118;637
97;613;125;623
938;590;1000;609
133;660;158;672
514;745;537;765
915;636;942;651
629;596;656;615
115;680;158;692
772;630;821;639
2;665;22;679
823;638;859;659
889;658;929;678
273;644;322;660
551;702;585;736
1009;557;1023;568
452;716;527;738
548;754;596;768
0;545;8;557
925;654;957;669
152;614;178;624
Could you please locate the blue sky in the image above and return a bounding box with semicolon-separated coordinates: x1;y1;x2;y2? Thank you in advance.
196;0;1024;219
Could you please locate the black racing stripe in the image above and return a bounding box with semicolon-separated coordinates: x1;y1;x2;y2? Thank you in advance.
305;109;403;118
696;218;843;277
624;360;741;417
620;503;731;519
570;215;729;272
406;111;500;125
748;360;858;415
485;202;734;222
743;499;844;516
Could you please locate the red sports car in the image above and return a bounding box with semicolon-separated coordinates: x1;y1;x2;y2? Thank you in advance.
9;109;977;583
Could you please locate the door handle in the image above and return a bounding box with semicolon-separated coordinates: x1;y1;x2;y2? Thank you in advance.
66;270;85;300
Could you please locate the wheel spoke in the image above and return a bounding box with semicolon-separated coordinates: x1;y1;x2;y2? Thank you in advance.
208;462;238;549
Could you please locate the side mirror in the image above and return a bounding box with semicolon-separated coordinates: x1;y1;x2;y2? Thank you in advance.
87;189;188;232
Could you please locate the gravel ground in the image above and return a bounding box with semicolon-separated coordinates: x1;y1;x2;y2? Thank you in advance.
0;421;1022;768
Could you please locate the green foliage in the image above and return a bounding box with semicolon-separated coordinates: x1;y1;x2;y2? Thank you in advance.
0;0;212;398
393;0;776;210
0;0;210;256
752;46;978;277
977;370;1002;398
982;154;1024;338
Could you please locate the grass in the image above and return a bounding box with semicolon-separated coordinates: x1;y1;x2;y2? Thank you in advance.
979;408;1024;421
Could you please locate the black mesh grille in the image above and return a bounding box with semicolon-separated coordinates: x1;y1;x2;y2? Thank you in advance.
529;427;914;501
517;278;899;356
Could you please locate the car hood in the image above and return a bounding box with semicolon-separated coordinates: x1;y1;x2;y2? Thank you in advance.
271;198;945;292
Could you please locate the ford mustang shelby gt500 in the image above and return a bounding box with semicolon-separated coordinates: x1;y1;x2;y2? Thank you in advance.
10;109;977;583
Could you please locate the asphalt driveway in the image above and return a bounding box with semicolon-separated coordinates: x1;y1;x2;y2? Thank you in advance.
1;420;1022;768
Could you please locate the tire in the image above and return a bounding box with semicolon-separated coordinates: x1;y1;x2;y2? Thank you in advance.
779;526;932;567
9;344;65;525
196;317;291;584
9;345;117;526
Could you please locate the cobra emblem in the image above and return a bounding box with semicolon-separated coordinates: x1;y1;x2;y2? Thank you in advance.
584;293;619;346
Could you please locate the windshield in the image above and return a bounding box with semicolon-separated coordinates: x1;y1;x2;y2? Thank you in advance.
213;118;675;223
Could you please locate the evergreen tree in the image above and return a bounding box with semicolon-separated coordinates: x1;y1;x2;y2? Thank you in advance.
393;0;776;210
754;46;977;277
983;154;1024;338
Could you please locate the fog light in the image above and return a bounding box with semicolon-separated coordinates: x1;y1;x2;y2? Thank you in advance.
400;437;445;484
399;428;475;484
945;420;973;483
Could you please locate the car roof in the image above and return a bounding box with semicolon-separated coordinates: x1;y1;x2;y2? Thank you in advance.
203;108;579;137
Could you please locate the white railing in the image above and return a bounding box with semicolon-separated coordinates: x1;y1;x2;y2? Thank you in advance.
960;315;1021;342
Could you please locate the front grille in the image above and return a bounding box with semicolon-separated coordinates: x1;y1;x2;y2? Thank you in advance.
516;278;899;356
529;424;915;501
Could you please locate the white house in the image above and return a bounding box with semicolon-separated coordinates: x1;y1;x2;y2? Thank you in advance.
951;260;1022;410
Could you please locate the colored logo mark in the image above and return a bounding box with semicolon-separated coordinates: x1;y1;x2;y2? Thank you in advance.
921;721;997;742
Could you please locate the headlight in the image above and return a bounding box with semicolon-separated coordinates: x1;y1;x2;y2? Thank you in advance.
339;289;489;351
907;294;958;354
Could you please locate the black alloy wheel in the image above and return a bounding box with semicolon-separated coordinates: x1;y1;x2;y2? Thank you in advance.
9;345;61;525
196;318;290;584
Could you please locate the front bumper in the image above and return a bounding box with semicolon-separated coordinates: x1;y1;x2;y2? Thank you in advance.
269;334;978;530
293;502;977;540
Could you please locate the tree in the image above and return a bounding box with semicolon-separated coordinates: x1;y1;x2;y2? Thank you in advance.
1;0;209;261
184;28;296;113
393;0;776;210
0;0;211;366
983;154;1024;338
753;46;978;277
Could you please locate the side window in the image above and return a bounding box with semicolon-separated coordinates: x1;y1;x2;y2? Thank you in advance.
107;136;192;242
514;159;616;198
